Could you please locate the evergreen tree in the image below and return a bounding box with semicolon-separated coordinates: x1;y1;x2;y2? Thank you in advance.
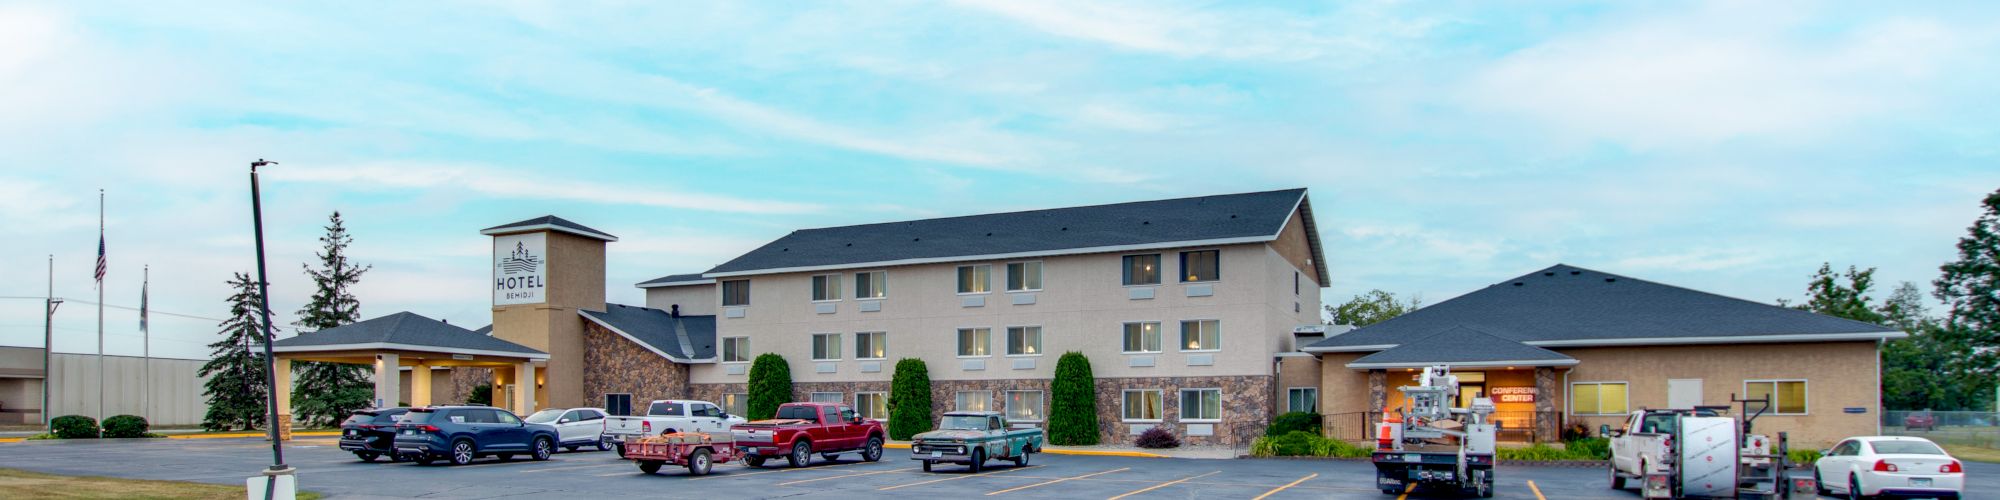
291;212;376;426
199;273;270;431
747;353;793;421
1325;290;1422;327
1048;352;1100;445
1936;187;2000;376
887;358;933;441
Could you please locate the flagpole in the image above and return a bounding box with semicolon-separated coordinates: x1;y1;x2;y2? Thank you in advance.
96;189;104;437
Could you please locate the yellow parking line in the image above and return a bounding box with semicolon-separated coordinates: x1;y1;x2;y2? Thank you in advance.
879;465;1040;491
778;467;917;486
986;467;1129;496
1396;482;1414;500
1105;470;1217;500
1252;473;1318;500
1528;480;1547;500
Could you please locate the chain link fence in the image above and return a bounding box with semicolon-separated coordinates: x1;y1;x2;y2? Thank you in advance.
1883;410;2000;448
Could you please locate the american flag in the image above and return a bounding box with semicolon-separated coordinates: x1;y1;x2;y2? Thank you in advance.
95;234;106;284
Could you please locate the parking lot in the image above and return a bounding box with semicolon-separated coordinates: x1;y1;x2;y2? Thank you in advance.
2;437;1997;499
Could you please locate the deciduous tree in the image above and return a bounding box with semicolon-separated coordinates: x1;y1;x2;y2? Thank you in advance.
1325;290;1421;327
1936;187;2000;376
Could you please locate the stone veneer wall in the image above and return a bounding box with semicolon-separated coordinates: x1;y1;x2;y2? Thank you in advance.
448;367;493;404
690;374;1272;446
581;322;691;409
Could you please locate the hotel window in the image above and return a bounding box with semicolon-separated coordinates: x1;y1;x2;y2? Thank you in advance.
1006;262;1043;291
1006;391;1045;422
721;337;750;363
1744;380;1808;415
1180;250;1219;282
1180;388;1222;421
1122;322;1161;353
809;392;844;404
1287;388;1318;413
1180;320;1220;351
1294;272;1300;295
1571;382;1629;416
1006;326;1042;356
855;271;886;299
955;391;993;412
721;279;750;306
957;264;991;294
957;328;991;357
855;332;887;360
722;393;746;417
856;392;888;420
1122;389;1162;421
811;333;842;361
811;274;842;301
1122;254;1161;286
605;394;633;416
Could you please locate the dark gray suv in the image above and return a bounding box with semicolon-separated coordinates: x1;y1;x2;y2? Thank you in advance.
393;406;559;466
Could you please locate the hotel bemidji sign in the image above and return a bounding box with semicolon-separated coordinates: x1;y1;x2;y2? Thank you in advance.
493;232;547;306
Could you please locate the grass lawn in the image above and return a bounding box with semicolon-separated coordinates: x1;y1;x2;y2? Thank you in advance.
1943;444;2000;464
0;468;320;499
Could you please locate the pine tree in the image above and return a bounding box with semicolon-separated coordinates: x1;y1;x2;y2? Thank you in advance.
291;211;376;426
199;273;269;431
1048;352;1100;445
887;358;932;440
1936;187;2000;377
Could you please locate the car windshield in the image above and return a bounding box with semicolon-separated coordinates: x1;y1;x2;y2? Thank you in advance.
1870;440;1946;456
525;410;564;424
775;406;819;421
940;416;990;431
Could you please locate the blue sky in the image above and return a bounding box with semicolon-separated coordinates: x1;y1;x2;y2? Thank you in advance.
4;1;1998;359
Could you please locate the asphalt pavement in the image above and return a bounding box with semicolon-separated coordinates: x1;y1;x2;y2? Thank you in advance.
0;437;1993;499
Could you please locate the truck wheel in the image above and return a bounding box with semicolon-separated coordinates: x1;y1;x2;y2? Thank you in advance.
687;449;713;476
356;452;379;462
968;449;985;473
1609;463;1625;490
450;440;476;466
639;460;662;474
862;437;884;462
922;460;933;472
746;456;767;468
597;437;611;452
1479;476;1494;498
1012;449;1029;467
787;441;812;468
615;443;627;458
532;437;553;461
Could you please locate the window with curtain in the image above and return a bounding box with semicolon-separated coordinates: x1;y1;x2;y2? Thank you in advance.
811;274;842;301
811;333;841;360
1572;382;1629;415
1006;261;1043;291
855;271;886;299
1006;326;1042;355
855;332;886;359
1122;254;1161;286
722;279;750;306
1745;380;1808;415
1180;320;1220;351
957;328;990;357
957;265;991;293
956;391;992;412
1006;391;1044;422
1180;389;1222;420
1180;250;1219;282
1288;388;1318;413
856;392;888;420
1122;322;1161;353
722;393;746;416
1122;389;1162;421
722;337;750;363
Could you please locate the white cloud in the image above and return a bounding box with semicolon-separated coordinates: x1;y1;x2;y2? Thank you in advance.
265;162;824;215
948;0;1372;61
1612;249;1768;273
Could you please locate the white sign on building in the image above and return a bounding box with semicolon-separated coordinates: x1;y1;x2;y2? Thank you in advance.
493;232;547;305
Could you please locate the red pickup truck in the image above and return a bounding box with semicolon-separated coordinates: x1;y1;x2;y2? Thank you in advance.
729;402;886;468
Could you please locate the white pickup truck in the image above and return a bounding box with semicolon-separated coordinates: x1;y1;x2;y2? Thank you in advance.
603;399;745;457
1608;408;1777;499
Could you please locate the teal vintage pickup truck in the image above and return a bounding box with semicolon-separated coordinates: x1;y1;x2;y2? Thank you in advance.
909;411;1043;472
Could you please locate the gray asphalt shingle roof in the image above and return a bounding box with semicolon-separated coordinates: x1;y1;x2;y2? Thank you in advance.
701;189;1319;279
272;312;545;356
1347;326;1576;367
1308;264;1901;353
578;304;717;361
480;215;618;242
637;273;714;288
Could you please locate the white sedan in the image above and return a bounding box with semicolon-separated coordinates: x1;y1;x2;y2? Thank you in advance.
1814;436;1963;499
526;407;612;452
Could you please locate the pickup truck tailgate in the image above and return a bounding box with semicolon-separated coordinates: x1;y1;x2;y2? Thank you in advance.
604;416;650;435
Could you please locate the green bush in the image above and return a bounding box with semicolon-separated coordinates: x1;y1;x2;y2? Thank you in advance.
746;353;793;421
1251;431;1371;458
51;415;98;439
1047;352;1099;445
1788;448;1822;465
1134;426;1181;448
1564;437;1610;460
467;383;492;406
888;358;933;440
102;415;151;438
1266;411;1322;437
1496;440;1610;461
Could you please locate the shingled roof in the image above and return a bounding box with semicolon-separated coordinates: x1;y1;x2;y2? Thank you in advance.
577;304;717;362
1346;326;1576;369
696;188;1325;283
1306;264;1903;354
637;273;715;289
271;312;547;359
481;215;618;242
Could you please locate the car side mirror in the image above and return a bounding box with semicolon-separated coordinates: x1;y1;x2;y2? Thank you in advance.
1819;449;1831;456
559;418;573;424
851;416;864;424
1607;429;1624;438
1598;424;1611;437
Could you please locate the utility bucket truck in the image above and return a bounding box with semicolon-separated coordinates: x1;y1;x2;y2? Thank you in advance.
1371;365;1497;497
1606;396;1812;499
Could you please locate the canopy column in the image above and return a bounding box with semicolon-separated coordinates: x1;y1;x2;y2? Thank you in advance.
274;357;293;440
373;353;400;408
512;362;536;416
410;363;433;407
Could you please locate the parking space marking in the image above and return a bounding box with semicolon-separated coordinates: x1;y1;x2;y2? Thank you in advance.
1251;472;1318;500
1396;482;1415;500
1528;480;1547;500
776;467;918;486
679;460;883;481
984;467;1128;496
878;465;1041;491
522;462;632;473
1104;470;1217;500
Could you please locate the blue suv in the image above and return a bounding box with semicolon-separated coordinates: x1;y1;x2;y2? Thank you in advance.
393;406;559;466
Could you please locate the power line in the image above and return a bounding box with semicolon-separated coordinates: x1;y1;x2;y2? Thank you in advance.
0;295;304;334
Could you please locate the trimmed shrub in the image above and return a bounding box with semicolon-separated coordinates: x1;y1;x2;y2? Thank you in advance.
1134;426;1180;449
1047;352;1100;445
467;383;492;406
1788;448;1822;465
102;415;151;438
888;358;933;441
1251;431;1371;458
747;353;793;421
1271;430;1320;456
1265;411;1322;437
1565;437;1610;460
51;415;98;439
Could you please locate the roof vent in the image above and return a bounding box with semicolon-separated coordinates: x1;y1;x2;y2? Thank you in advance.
1604;278;1617;283
913;237;921;242
1512;282;1523;287
845;243;852;247
1060;227;1068;231
1142;221;1150;225
986;232;993;236
1230;214;1238;219
782;248;789;252
1570;271;1581;275
670;304;681;318
1542;272;1554;276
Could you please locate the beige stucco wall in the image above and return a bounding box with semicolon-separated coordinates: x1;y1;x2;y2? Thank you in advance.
645;284;718;316
490;230;607;411
397;368;453;407
690;241;1320;386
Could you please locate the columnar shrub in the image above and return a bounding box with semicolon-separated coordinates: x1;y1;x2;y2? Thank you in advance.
746;353;793;421
102;415;151;438
887;358;933;441
1048;352;1099;445
51;415;98;439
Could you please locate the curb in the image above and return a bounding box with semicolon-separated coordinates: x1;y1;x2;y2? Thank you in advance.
169;431;340;440
884;442;1167;458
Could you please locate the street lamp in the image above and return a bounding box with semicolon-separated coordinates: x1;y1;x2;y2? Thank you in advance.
249;159;294;499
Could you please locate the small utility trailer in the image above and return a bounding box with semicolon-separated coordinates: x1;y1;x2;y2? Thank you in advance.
626;432;738;476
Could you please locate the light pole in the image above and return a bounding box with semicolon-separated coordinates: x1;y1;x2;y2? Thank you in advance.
250;159;293;499
43;255;61;431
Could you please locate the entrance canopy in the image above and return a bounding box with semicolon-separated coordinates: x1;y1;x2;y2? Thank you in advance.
270;312;547;434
